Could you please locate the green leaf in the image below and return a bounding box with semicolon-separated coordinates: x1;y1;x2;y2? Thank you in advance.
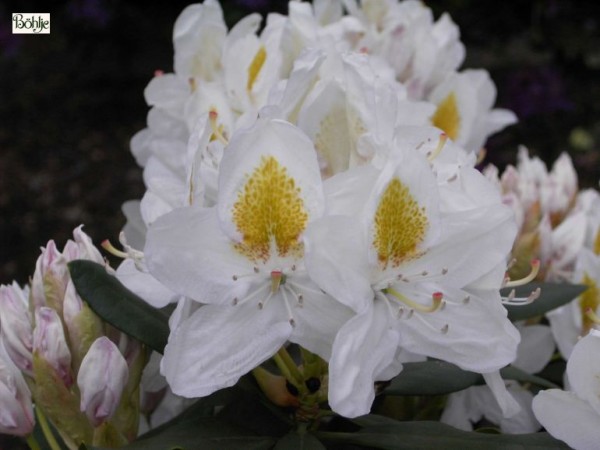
274;432;326;450
320;416;569;449
382;361;481;395
382;360;558;397
499;365;559;389
502;282;587;321
119;417;276;450
68;260;170;353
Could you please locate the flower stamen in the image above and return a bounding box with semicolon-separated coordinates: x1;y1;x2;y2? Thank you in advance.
501;287;541;305
233;283;269;306
427;133;448;162
209;110;229;145
383;288;443;313
503;259;540;288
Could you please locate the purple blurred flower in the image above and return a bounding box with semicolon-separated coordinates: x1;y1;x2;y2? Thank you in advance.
66;0;111;28
504;66;573;119
236;0;272;10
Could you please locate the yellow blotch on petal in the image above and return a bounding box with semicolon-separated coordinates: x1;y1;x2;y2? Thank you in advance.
594;228;600;256
431;92;461;141
247;46;267;93
233;156;308;262
373;178;428;268
580;272;600;334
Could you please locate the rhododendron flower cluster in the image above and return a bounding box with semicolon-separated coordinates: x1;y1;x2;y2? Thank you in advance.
3;1;600;449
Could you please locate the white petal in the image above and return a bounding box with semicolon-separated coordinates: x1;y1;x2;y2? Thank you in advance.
161;301;292;398
399;288;519;373
400;205;516;289
514;324;555;374
482;371;521;418
546;303;580;360
304;215;373;313
566;329;600;415
323;164;380;216
145;206;251;305
441;390;477;431
217;116;324;243
121;200;147;249
287;278;354;360
533;389;600;450
115;260;177;308
328;300;401;418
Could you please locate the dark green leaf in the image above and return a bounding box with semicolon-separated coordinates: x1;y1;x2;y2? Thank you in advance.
120;417;275;450
274;432;326;450
499;365;559;389
382;361;481;395
383;359;559;397
534;360;566;388
320;417;569;449
502;282;587;321
68;260;170;353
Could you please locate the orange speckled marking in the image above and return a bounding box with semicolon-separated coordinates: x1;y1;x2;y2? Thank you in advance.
373;178;428;268
233;156;307;262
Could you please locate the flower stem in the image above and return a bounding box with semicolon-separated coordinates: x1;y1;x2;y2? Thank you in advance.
276;347;304;386
26;435;42;450
34;407;62;450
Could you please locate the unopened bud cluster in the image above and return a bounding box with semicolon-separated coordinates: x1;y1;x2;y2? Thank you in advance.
0;226;145;448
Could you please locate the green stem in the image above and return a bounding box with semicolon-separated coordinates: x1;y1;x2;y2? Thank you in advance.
26;435;42;450
277;347;304;385
35;407;62;450
272;353;300;389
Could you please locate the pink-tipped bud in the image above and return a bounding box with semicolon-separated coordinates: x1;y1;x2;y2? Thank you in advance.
72;225;104;264
33;307;73;387
30;240;69;312
0;349;34;436
78;337;129;427
0;283;33;375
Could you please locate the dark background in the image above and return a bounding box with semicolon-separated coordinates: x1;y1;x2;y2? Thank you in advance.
1;0;599;288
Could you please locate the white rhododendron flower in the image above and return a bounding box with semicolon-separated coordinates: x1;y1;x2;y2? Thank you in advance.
145;112;353;398
304;128;520;417
533;329;600;450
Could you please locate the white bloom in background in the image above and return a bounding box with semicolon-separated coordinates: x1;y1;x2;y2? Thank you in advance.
172;0;227;81
77;337;129;427
547;247;600;359
304;128;520;417
0;282;33;375
428;70;517;154
0;344;34;437
533;329;600;450
442;324;555;433
145;113;353;398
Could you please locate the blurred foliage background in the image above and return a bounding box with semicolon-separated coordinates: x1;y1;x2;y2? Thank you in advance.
1;0;599;289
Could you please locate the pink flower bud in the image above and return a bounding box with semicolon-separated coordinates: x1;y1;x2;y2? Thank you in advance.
33;307;73;387
72;225;104;264
30;241;69;311
78;337;129;427
0;348;34;436
0;283;33;374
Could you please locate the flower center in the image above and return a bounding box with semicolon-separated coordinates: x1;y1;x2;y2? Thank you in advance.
232;155;308;262
373;178;428;269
